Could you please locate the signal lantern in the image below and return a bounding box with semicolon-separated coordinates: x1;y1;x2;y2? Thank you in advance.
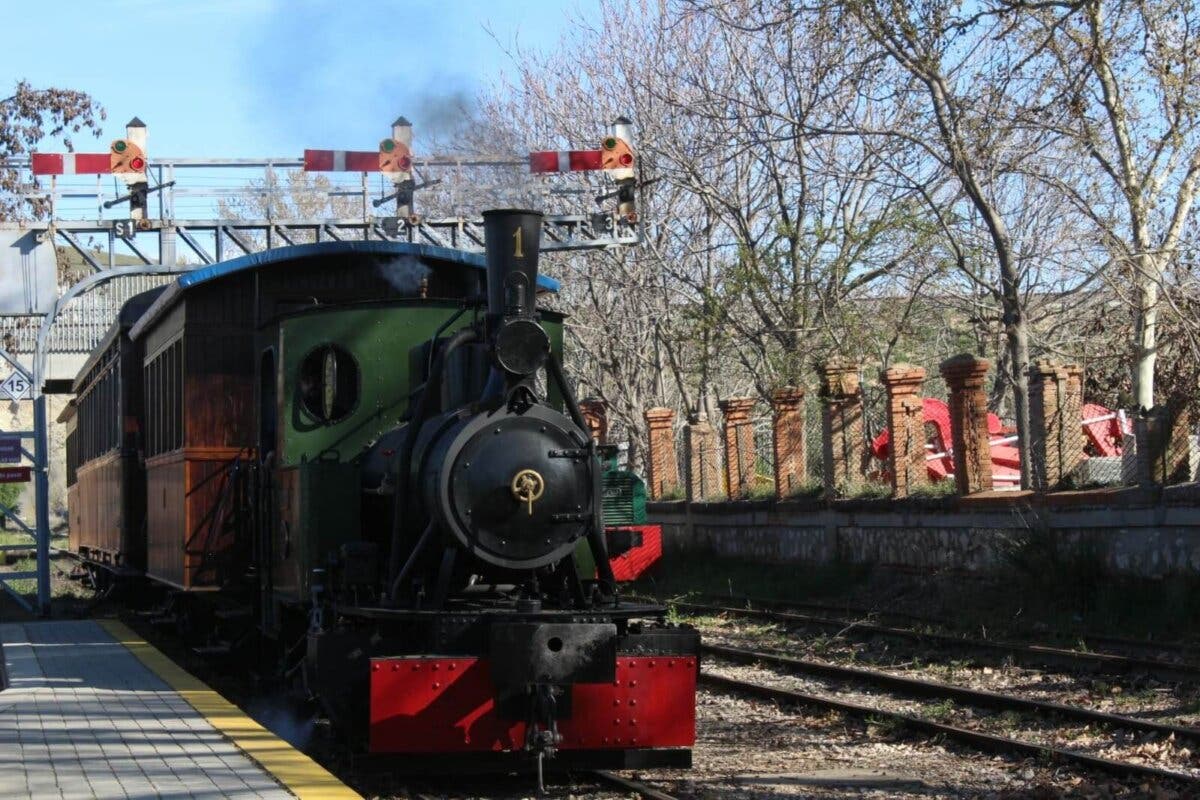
378;138;413;177
110;138;147;178
600;136;635;173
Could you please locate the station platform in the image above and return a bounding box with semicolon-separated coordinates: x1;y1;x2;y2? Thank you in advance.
0;619;360;800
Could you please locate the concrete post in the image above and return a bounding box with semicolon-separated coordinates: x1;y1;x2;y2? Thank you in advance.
578;398;607;444
770;386;807;500
880;365;928;498
719;397;757;499
939;354;994;495
817;358;864;495
643;407;679;499
684;413;722;501
1027;359;1067;490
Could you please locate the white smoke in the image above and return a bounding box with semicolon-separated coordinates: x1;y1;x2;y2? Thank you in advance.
377;255;430;295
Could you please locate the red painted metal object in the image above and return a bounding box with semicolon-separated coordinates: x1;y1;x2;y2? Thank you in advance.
872;398;1128;485
871;397;955;478
608;525;662;582
303;149;381;172
368;655;696;753
1083;403;1126;456
529;149;605;173
30;153;113;175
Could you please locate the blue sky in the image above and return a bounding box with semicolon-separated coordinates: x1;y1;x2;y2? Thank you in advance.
3;0;591;157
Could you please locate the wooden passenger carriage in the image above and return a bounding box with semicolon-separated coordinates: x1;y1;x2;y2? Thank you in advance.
67;242;560;593
63;288;163;572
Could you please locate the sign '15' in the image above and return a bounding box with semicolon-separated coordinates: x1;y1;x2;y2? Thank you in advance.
1;373;30;402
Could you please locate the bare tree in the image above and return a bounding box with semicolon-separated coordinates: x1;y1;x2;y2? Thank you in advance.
1;81;104;220
216;167;363;244
1021;0;1200;412
652;3;934;400
821;0;1084;488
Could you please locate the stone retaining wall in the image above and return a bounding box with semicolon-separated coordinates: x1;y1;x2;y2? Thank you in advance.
648;487;1200;578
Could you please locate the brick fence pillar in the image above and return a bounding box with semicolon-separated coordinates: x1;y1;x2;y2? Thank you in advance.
770;386;806;500
643;407;679;499
1136;403;1194;486
880;364;927;498
719;397;757;499
1027;359;1067;490
1062;364;1086;480
939;354;993;495
684;413;722;501
817;358;864;494
578;398;607;444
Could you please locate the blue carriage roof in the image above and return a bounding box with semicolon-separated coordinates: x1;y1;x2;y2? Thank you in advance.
175;240;561;292
129;240;561;340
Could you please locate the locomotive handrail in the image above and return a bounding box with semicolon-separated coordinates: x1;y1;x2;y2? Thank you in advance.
546;351;618;595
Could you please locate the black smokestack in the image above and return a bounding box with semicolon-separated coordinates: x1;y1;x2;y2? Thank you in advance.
482;209;543;319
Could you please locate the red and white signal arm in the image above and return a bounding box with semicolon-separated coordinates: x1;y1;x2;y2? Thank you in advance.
528;149;604;174
529;135;635;180
303;143;414;184
29;153;112;175
31;116;148;182
30;142;149;181
303;149;380;172
30;142;146;177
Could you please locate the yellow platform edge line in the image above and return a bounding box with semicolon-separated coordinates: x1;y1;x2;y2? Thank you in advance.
98;619;361;800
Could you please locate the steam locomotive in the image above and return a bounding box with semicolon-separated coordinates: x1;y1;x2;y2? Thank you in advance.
61;209;698;776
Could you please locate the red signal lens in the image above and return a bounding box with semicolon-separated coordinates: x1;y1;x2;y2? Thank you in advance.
129;157;145;171
398;156;412;171
619;153;633;166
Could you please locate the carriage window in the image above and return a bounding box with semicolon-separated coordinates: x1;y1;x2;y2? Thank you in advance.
298;344;359;424
76;346;120;465
144;339;184;457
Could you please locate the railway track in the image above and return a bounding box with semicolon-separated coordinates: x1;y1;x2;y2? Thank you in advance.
696;592;1200;657
704;642;1200;743
588;770;678;800
664;598;1200;682
701;671;1200;788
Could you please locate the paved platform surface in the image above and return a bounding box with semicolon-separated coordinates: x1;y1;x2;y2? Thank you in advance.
0;620;296;799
